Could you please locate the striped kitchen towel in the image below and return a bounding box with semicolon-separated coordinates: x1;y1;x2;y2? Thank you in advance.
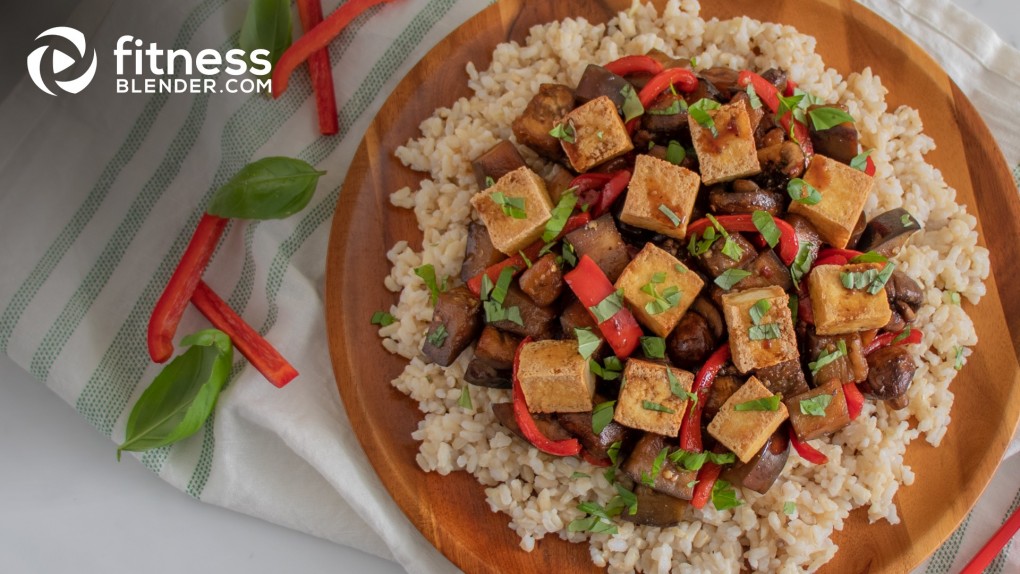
0;0;1015;572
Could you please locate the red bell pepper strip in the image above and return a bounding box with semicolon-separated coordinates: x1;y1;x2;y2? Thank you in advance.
272;0;397;97
296;0;339;135
864;155;877;177
571;170;632;219
580;449;612;467
737;70;814;158
797;293;814;325
843;382;865;420
685;214;800;266
679;343;731;452
627;67;699;132
512;337;582;456
465;213;590;296
690;461;722;510
812;254;849;267
191;281;299;388
783;79;798;97
815;247;863;262
789;429;828;464
147;214;229;363
603;55;663;77
563;255;642;359
863;327;923;355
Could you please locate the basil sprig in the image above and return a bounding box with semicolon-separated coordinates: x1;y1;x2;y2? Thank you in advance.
206;157;325;220
117;330;233;459
239;0;292;67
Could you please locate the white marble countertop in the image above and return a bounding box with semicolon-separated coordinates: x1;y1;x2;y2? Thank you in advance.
1;1;1017;573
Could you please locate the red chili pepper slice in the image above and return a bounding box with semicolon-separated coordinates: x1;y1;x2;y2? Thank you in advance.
296;0;338;135
603;55;664;77
465;213;591;296
147;214;229;363
685;214;800;266
843;382;865;420
679;343;731;452
690;461;722;510
191;281;299;388
863;327;923;355
511;337;583;457
563;255;642;359
789;429;828;464
272;0;397;97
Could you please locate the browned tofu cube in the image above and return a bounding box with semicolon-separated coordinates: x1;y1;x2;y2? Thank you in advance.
558;95;634;172
614;243;704;337
807;263;892;335
613;359;694;436
788;155;874;248
786;379;850;441
470;166;553;255
516;340;595;413
721;286;799;373
707;376;789;463
689;100;761;185
619;154;701;239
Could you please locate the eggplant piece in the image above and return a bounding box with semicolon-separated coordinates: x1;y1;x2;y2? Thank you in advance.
703;375;743;421
574;64;631;111
756;141;805;189
622;434;696;501
475;326;521;369
640;92;691;142
731;91;765;134
684;77;723;106
491;402;574;442
556;409;630;460
697;231;756;278
807;104;859;165
489;285;557;339
620;486;688;527
471;140;527;190
666;312;716;369
460;221;506;283
885;270;923;310
758;126;785;148
754;359;810;397
544;164;577;205
734;250;795;292
708;180;784;216
721;426;789;494
689;296;725;340
888;393;910;410
848;212;867;250
518;253;564;307
564;214;632;282
806;329;868;386
464;358;511;388
855;208;921;257
786;379;851;441
422;287;482;366
861;345;916;401
511;83;575;160
701;67;741;100
560;298;600;338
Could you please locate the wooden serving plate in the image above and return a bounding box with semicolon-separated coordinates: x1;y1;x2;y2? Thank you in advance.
325;1;1020;572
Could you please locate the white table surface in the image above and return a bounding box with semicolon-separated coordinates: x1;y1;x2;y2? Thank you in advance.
1;1;1017;573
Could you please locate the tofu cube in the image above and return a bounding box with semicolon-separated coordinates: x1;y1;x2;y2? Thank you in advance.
807;263;892;335
786;379;850;441
707;376;789;463
470;166;553;255
516;340;595;413
689;100;761;185
558;95;634;172
619;154;701;239
613;359;694;436
788;155;874;248
614;243;704;337
721;286;799;373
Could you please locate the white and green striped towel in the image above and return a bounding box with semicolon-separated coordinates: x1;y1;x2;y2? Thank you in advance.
0;0;1016;572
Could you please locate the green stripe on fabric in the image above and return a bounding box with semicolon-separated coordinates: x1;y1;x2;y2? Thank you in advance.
987;483;1020;573
927;512;973;573
185;0;458;499
0;0;226;354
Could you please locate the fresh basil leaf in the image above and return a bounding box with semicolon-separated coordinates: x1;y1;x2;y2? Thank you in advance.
239;0;291;67
669;449;708;471
658;204;682;227
490;191;527;219
576;328;601;360
505;306;524;326
667;368;693;401
571;471;591;479
561;242;577;267
206;157;324;220
749;299;771;325
665;140;686;165
850;251;888;264
480;274;494;301
783;501;797;515
809;345;846;376
954;345;965;370
611;483;639;515
752;210;781;248
734;394;782;411
371;311;395;326
414;264;445;305
590;358;622;381
426;323;448;347
589;289;625;323
850;149;873;172
643;447;670;487
891;325;912;345
748;323;781;341
543;190;578;242
799;394;832;416
484;176;495;188
711;479;742;511
787;178;822;205
492;266;515;305
808;107;855;131
688;99;719;137
714;268;751;290
117;330;232;459
866;261;896;295
607;441;622;466
840;268;879;290
458;385;473;410
642;400;675;414
720;236;744;261
620;83;644;123
746;82;762;109
549;122;575;143
788;293;799;324
790;241;816;284
901;213;914;227
640;336;666;359
944;290;961;305
776;93;805;118
592;400;617;435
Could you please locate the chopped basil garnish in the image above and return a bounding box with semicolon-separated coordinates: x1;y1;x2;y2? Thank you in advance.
484;176;495;188
414;264;446;305
749;299;772;325
788;293;799;324
648;99;684;116
714;268;751;290
426;323;448;347
571;471;591;479
901;213;914;227
490;191;527;219
665;140;686;165
749;323;781;340
850;251;888;264
484;300;523;326
752;210;781;248
867;261;896;295
568;501;618;534
799;393;832;416
561;242;577;267
642;447;671;487
789;241;816;284
458;385;473;410
589;289;625;323
543;190;578;242
643;280;682;315
954;346;965;370
746;82;762;109
576;328;601;360
689;98;721;137
658;204;682;227
642;400;675;414
590;357;623;381
808;107;855;131
840;268;879;290
518;250;533;269
783;501;797;515
549;121;575;143
688;226;717;257
809;340;847;376
711;479;742;511
721;236;744;261
609;483;639;516
667;368;692;402
592;400;617;434
668;449;734;471
371;311;395;326
787;178;822;205
776;93;805;118
674;263;687;274
850;149;873;172
607;441;622;466
492;266;515;305
944;290;961;305
891;325;913;344
735;394;782;411
641;336;666;359
620;83;644;123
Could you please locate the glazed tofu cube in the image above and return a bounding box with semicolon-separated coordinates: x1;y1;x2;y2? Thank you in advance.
558;95;634;172
689;100;761;185
788;155;874;248
619;154;701;239
707;376;789;463
516;340;595;413
614;243;704;337
786;379;850;441
721;286;799;373
613;359;694;436
470;166;553;255
807;263;892;335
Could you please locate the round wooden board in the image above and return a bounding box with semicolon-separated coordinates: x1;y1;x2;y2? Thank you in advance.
325;1;1020;572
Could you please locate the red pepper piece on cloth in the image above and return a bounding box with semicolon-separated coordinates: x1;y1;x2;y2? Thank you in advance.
296;0;339;134
511;337;582;457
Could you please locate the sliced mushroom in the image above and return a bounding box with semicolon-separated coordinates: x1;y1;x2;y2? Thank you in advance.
756;141;805;190
666;312;716;369
807;104;859;165
861;345;916;401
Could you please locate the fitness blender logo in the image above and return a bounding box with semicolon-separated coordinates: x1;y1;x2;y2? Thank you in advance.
27;26;272;96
